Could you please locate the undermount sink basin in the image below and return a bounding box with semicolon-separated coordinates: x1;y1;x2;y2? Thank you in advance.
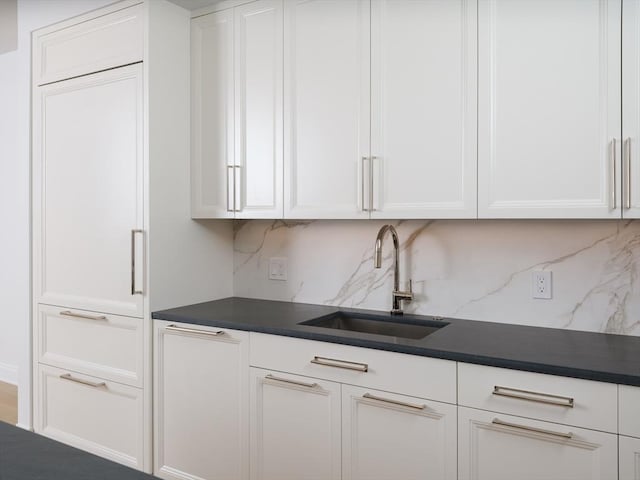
299;311;448;340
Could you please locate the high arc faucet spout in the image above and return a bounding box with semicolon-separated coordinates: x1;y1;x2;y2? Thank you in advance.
373;224;412;315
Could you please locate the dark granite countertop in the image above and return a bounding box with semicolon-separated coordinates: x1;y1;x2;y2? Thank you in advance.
153;297;640;387
0;422;157;480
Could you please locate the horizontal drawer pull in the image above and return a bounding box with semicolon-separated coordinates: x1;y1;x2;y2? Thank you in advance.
493;385;574;408
311;356;368;372
492;418;573;439
60;310;107;321
265;374;318;389
363;393;425;410
60;373;106;389
165;324;225;337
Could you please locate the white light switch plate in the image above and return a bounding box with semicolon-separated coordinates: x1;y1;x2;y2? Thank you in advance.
269;257;287;281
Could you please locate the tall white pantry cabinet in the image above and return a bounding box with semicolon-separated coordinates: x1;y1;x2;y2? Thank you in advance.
30;0;233;472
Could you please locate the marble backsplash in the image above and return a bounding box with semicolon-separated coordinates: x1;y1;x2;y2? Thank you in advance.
233;219;640;336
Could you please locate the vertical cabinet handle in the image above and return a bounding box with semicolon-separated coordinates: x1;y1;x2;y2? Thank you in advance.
131;229;144;295
234;165;241;213
370;156;377;212
226;165;234;213
362;156;370;212
611;138;617;210
625;138;632;210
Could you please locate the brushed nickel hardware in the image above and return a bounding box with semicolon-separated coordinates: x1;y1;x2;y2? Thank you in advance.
363;393;426;410
226;165;234;212
369;156;377;212
60;373;106;388
611;138;617;210
362;156;370;212
233;165;241;213
165;324;225;337
625;137;631;209
59;310;107;321
130;229;144;295
374;224;413;315
493;385;574;408
492;418;573;439
311;356;368;372
265;374;318;389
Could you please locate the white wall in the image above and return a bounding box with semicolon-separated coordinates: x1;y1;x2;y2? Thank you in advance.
0;0;114;429
234;219;640;337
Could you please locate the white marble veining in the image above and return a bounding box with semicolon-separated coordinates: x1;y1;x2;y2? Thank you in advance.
233;220;640;336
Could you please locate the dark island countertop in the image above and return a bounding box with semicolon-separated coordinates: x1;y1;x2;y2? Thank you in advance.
152;297;640;387
0;422;158;480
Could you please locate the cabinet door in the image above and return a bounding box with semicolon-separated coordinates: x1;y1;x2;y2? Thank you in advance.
620;436;640;480
154;321;249;480
458;407;618;480
250;368;341;480
623;0;640;217
478;0;622;218
33;64;144;318
191;10;235;218
370;0;477;219
342;385;456;480
235;0;284;219
284;0;370;219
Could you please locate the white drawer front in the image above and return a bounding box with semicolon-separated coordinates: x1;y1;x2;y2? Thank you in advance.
249;333;456;403
34;3;143;85
620;385;640;438
36;364;144;470
458;363;617;433
37;304;143;387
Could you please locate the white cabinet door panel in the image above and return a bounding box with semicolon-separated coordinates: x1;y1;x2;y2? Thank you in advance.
191;10;235;218
33;64;144;318
478;0;622;218
370;0;477;219
621;436;640;480
624;0;640;217
235;0;283;219
458;407;618;480
284;0;370;219
250;367;341;480
342;385;456;480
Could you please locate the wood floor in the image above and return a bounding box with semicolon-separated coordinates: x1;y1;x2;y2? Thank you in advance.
0;381;18;425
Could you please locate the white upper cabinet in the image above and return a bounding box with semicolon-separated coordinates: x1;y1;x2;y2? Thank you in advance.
370;0;477;219
33;64;144;318
284;0;371;219
192;9;235;218
234;0;284;219
623;0;640;218
478;0;622;219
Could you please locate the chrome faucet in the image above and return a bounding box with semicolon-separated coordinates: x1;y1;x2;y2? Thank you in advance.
374;224;413;315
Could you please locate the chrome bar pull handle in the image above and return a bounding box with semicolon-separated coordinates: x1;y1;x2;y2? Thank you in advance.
60;310;107;321
363;393;425;410
130;229;144;295
625;137;632;209
165;324;225;337
265;374;318;389
226;165;234;213
493;385;574;408
370;156;377;212
611;138;617;210
233;165;242;212
361;156;370;212
492;418;573;439
60;373;106;389
311;356;368;372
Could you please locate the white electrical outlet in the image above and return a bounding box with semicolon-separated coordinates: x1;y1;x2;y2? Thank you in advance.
269;257;288;281
532;270;552;299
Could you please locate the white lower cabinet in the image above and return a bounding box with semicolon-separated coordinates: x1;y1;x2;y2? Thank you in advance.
342;385;456;480
458;407;618;480
154;321;249;480
620;436;640;480
249;368;342;480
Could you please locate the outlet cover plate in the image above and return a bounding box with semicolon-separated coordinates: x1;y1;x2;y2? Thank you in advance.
532;270;552;299
269;257;287;281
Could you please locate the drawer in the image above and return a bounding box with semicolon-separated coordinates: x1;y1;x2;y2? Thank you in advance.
249;333;456;403
36;364;144;470
458;363;617;433
36;304;143;387
34;3;143;85
620;384;640;438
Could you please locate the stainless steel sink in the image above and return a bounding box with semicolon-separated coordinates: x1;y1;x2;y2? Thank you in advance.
299;312;448;340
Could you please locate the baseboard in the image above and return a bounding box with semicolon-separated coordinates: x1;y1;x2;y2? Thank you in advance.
0;362;18;385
